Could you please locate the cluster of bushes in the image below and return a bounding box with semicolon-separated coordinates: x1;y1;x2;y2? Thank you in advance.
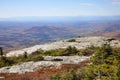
50;44;120;80
50;69;78;80
0;56;15;68
44;46;79;56
0;52;44;68
43;49;64;56
33;46;96;56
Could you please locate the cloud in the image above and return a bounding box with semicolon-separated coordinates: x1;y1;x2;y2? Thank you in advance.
80;3;94;6
112;0;120;5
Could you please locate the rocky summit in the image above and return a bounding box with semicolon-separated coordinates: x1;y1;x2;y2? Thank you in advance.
6;36;120;57
1;36;120;74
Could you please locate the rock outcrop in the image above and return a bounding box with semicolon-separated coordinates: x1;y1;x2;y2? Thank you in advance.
6;36;120;57
0;56;89;74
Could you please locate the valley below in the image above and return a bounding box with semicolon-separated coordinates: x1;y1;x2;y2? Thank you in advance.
0;20;120;52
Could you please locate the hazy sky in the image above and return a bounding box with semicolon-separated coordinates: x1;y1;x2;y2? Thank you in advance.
0;0;120;18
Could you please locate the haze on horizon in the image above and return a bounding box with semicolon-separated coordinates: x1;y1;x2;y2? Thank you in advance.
0;0;120;18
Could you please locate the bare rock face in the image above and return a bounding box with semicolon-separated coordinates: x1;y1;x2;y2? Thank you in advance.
0;56;89;74
6;36;120;57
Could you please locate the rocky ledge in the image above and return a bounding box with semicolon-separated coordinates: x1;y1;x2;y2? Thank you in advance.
6;36;120;57
0;56;89;74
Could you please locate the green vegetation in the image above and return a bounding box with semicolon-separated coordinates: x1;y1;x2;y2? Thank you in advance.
50;44;120;80
78;45;97;56
44;46;79;56
50;69;78;80
61;46;78;56
44;49;64;56
66;39;76;42
25;55;44;62
0;56;15;68
1;44;120;80
0;52;44;68
23;51;28;59
0;46;95;68
34;46;96;56
77;35;81;38
0;47;3;56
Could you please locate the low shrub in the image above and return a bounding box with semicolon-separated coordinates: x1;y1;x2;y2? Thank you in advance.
26;55;44;62
50;44;120;80
44;49;64;56
67;39;76;42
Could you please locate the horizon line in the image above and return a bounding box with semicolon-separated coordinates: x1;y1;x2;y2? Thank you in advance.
0;15;120;19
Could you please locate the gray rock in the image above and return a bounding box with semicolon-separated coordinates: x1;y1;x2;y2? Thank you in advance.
0;56;89;74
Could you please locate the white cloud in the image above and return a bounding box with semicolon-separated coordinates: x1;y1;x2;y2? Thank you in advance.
80;3;94;6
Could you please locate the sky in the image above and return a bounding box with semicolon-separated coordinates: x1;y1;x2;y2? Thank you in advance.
0;0;120;18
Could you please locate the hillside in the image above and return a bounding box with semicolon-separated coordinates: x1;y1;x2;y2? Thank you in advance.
102;30;120;39
0;36;120;80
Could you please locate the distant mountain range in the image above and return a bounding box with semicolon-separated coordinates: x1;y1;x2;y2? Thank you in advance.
0;16;120;52
0;16;120;21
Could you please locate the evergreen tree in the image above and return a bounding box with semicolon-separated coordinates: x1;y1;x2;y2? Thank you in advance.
23;51;28;59
0;47;3;56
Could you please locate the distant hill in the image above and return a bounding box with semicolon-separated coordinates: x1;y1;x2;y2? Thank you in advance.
102;30;120;39
0;17;120;51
